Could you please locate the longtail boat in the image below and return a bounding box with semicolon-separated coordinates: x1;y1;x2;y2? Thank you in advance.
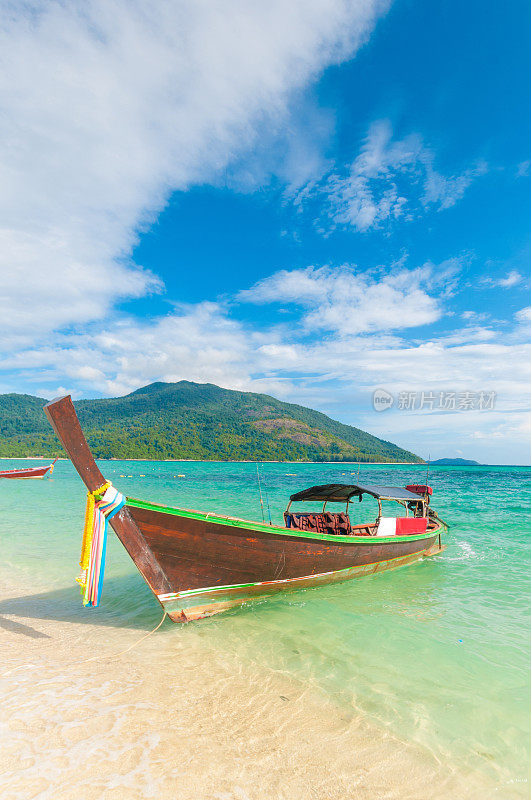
0;458;57;479
44;396;446;622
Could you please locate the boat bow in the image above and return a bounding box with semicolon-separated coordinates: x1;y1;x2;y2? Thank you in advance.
43;395;171;597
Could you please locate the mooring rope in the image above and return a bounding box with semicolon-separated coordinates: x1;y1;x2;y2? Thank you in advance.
1;609;168;678
71;609;168;667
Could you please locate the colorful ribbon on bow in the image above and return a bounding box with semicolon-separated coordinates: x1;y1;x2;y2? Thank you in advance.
77;481;125;607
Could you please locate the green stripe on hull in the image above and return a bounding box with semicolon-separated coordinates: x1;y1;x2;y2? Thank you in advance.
159;550;434;622
126;497;438;545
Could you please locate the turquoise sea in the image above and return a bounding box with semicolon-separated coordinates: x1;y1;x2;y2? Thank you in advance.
1;459;530;797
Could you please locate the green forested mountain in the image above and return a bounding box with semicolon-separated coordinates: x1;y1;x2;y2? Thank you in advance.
0;381;422;463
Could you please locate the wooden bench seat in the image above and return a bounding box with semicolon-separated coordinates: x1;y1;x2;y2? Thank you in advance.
284;512;351;536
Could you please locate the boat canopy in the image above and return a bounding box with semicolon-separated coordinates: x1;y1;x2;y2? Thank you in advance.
289;483;424;503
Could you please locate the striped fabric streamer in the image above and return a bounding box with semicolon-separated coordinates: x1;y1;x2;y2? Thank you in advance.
77;483;125;607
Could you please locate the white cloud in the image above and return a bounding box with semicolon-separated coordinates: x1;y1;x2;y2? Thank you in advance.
0;3;527;463
0;0;386;338
515;306;531;323
295;119;486;232
1;301;268;397
4;258;531;462
516;160;530;178
470;429;504;440
357;407;531;464
238;263;442;335
481;269;524;289
461;310;489;322
434;326;496;345
497;270;523;288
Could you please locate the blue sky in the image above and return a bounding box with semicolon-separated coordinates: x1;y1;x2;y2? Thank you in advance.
0;0;530;463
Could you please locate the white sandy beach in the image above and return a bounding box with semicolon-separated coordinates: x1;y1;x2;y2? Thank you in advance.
1;578;496;800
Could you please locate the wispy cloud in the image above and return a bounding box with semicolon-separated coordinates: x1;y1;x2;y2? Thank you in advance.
515;306;531;323
0;0;386;340
238;263;443;335
480;269;524;290
496;270;523;288
3;260;530;461
1;3;528;464
0;301;257;398
295;120;486;232
461;310;490;322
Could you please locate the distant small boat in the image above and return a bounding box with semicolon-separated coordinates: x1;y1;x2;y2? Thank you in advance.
0;458;58;479
44;396;446;623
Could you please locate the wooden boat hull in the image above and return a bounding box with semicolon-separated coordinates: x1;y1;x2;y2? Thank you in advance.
127;499;444;621
42;396;446;624
0;459;57;479
158;552;440;621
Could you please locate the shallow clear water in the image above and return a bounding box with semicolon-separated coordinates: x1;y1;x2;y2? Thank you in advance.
1;459;530;795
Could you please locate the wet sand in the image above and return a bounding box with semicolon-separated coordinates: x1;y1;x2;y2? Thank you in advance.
1;583;495;800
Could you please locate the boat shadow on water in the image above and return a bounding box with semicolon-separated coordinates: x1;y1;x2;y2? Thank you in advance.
0;573;163;633
0;555;448;638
